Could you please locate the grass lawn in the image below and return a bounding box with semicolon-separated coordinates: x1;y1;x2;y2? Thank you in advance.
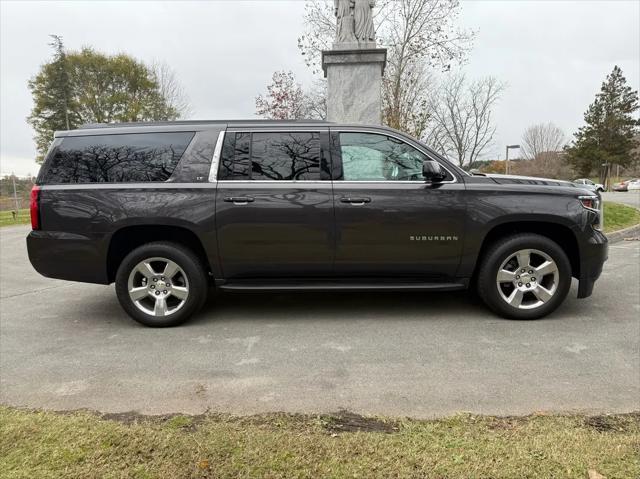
604;201;640;233
0;208;30;227
0;407;638;478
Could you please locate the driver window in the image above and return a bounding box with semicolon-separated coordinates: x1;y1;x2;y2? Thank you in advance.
339;132;426;181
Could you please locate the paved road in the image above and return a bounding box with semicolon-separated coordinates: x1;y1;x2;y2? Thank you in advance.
1;225;638;418
602;191;640;209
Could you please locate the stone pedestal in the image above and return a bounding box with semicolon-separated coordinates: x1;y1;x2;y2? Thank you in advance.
321;47;387;125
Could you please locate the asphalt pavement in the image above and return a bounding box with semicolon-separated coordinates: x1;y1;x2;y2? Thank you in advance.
602;190;640;209
1;223;638;418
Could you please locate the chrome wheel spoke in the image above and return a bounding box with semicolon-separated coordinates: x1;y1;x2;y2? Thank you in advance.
516;251;530;269
171;286;188;300
154;297;168;317
507;289;524;307
533;285;553;303
163;260;180;280
129;286;149;301
497;269;516;283
136;261;156;279
535;261;558;278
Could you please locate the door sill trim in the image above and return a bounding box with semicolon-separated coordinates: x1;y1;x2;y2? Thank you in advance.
218;281;466;292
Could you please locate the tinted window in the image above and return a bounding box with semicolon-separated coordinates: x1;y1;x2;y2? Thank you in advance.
220;132;250;180
219;132;321;181
339;133;426;181
42;132;194;184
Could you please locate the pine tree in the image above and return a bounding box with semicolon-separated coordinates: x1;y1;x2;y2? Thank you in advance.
566;66;639;177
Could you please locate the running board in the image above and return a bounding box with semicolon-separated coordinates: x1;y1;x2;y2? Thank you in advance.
218;282;466;292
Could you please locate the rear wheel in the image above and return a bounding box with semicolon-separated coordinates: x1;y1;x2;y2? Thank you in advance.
477;234;572;320
115;242;208;327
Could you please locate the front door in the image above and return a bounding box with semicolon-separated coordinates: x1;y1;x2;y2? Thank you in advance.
215;129;334;279
331;130;466;280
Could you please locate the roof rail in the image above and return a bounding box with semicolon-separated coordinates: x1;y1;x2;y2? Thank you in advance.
78;119;333;129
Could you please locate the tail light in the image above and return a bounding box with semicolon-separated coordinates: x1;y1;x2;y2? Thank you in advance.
30;185;41;230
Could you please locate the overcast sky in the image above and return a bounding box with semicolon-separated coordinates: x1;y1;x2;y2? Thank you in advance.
1;0;638;176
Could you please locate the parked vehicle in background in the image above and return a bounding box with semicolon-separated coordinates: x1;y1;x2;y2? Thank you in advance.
627;179;640;191
27;120;608;327
612;179;639;192
573;178;605;192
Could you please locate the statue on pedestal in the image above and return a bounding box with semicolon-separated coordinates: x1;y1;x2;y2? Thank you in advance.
354;0;375;43
334;0;375;45
334;0;356;43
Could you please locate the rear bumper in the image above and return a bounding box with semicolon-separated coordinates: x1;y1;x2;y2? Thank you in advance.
577;229;608;299
27;230;109;284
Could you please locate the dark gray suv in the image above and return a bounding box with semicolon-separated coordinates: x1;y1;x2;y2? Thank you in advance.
27;120;608;326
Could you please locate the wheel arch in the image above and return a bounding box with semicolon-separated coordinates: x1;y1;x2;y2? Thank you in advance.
472;221;580;281
106;225;212;283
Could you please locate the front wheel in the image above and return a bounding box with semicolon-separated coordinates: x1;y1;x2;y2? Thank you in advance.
115;242;208;327
477;234;572;320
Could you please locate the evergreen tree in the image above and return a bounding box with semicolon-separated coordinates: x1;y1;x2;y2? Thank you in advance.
566;66;639;177
28;39;188;162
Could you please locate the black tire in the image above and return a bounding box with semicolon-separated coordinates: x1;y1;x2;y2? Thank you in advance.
476;234;572;320
115;241;208;327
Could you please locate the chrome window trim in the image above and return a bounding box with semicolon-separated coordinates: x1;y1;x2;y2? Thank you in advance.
217;180;330;185
333;181;442;185
208;130;226;183
225;129;327;133
39;183;219;190
332;129;459;184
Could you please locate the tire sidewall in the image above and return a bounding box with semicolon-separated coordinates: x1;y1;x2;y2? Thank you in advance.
115;242;207;327
479;235;572;320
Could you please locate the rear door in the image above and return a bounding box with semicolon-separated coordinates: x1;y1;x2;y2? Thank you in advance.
330;129;467;280
215;128;334;279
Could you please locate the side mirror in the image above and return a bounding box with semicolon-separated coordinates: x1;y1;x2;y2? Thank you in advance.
422;160;446;183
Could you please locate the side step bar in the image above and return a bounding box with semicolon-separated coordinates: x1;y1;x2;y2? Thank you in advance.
218;282;467;292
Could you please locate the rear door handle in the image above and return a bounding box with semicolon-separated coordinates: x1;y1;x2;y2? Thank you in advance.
340;197;371;205
223;196;255;205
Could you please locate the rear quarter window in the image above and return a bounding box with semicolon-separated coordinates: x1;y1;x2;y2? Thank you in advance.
40;132;195;184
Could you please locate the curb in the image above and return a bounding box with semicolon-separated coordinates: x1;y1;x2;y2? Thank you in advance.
606;223;640;244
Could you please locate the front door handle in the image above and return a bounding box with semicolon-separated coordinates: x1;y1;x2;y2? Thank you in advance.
223;196;255;205
340;197;371;205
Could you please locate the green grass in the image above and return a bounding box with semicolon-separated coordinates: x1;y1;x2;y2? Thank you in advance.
0;406;638;478
0;208;30;227
604;201;640;233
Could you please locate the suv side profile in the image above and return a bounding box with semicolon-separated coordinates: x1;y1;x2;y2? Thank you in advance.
27;120;608;327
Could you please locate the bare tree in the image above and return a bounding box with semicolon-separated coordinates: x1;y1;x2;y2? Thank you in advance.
304;79;328;120
297;0;474;134
256;72;327;121
521;122;566;160
256;71;308;120
150;61;192;118
427;74;504;167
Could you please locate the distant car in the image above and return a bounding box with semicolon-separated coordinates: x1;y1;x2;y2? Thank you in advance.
612;179;639;192
627;179;640;191
573;178;605;192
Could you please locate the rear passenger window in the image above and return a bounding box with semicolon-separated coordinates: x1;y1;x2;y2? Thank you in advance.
219;132;321;181
41;132;194;184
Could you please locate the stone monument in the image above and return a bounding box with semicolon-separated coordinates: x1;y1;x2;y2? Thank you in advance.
322;0;387;124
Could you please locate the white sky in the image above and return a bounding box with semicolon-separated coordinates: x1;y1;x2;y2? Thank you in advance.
1;0;639;176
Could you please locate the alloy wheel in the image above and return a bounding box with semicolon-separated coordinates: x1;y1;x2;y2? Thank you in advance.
127;257;189;317
495;249;559;310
